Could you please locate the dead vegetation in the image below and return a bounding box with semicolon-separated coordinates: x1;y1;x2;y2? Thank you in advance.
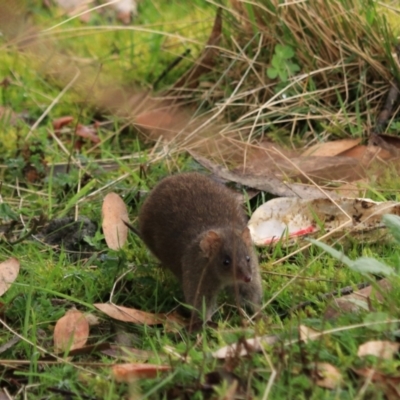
1;0;400;398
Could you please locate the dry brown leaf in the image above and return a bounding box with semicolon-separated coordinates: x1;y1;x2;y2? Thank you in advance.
52;116;74;131
135;110;173;130
234;143;363;184
0;258;20;296
192;152;333;200
370;133;400;158
54;309;89;353
75;124;100;144
284;156;362;183
311;362;342;389
135;108;189;141
357;340;400;359
299;325;321;343
341;145;369;160
112;363;170;382
302;138;361;157
102;192;129;250
93;303;184;326
353;368;400;400
324;279;391;319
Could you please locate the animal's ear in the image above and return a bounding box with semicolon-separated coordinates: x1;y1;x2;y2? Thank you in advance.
200;230;221;257
242;227;252;246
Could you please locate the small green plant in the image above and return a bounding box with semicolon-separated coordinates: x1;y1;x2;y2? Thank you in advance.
389;121;400;132
267;44;300;82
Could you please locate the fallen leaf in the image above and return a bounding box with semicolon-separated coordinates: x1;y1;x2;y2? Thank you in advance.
299;325;321;343
112;363;170;382
93;303;184;326
0;258;20;296
285;156;362;183
340;145;369;160
102;192;129;250
302;138;361;157
353;368;400;400
191;152;333;200
311;362;342;389
370;133;400;158
75;124;100;143
357;340;400;359
212;335;279;359
233;143;363;185
324;278;392;319
135;110;173;131
54;309;89;353
52;116;74;131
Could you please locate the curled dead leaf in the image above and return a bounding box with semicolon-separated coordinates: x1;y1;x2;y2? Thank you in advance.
0;258;20;296
54;309;89;353
357;340;400;359
102;193;129;250
94;303;184;327
112;363;170;382
302;138;361;157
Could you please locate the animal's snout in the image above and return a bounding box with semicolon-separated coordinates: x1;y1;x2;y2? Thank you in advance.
243;275;252;283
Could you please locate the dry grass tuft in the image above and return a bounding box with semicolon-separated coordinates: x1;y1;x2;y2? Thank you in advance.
165;0;400;164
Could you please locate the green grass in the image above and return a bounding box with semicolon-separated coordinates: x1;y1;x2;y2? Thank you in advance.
1;0;400;398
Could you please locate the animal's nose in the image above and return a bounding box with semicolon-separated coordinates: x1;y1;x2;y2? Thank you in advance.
243;275;252;283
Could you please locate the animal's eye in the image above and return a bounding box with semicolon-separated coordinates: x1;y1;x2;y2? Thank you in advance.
223;256;231;266
246;256;251;262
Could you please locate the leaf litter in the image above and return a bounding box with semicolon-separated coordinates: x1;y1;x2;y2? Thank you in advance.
94;303;186;328
53;309;89;353
248;197;400;247
2;1;400;398
102;192;129;250
0;258;20;296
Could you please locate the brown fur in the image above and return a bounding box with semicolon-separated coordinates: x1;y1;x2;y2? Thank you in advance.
138;172;262;321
